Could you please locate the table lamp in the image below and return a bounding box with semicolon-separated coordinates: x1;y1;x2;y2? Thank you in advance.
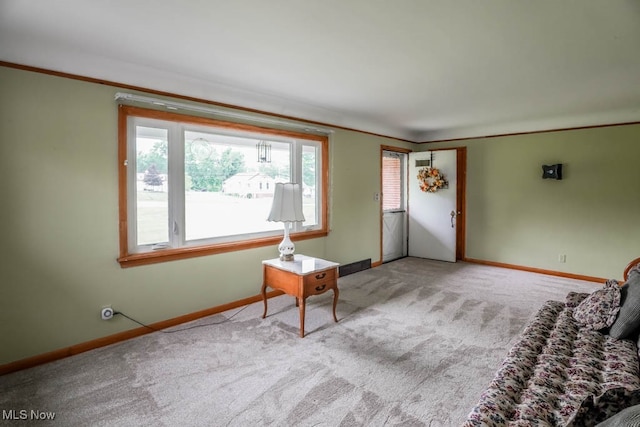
267;183;305;261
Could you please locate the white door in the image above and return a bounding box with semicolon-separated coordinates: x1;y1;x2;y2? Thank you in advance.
408;150;457;262
382;150;407;262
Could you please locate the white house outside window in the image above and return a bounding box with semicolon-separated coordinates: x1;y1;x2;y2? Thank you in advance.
118;105;328;267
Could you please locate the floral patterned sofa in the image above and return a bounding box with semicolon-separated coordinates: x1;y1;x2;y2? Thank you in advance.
463;257;640;426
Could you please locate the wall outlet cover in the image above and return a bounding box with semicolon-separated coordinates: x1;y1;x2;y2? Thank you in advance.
101;307;114;320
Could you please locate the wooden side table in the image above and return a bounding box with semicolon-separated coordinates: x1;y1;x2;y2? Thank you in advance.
261;255;340;337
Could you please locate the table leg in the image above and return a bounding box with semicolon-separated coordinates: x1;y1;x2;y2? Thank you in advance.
261;282;268;319
299;297;306;338
332;286;339;323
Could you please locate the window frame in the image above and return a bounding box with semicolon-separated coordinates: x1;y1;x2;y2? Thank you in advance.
118;105;329;268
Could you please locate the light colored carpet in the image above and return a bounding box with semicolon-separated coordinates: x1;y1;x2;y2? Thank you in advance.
0;258;601;426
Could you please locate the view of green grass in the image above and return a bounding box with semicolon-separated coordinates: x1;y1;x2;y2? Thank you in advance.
136;191;316;246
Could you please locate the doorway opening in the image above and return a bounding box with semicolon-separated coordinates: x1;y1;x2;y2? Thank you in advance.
380;146;466;264
381;147;409;263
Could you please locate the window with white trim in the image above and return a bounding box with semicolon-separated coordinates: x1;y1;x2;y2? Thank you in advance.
118;106;328;267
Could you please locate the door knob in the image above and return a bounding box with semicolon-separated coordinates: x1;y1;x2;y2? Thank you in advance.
450;210;456;228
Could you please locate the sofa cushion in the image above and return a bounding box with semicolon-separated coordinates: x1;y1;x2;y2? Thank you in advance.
596;404;640;426
573;280;621;330
610;266;640;339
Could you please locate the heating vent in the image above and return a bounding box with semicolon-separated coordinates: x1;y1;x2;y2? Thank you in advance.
415;159;431;167
339;259;372;277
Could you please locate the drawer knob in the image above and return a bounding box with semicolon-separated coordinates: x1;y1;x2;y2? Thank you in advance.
315;284;326;292
315;272;326;280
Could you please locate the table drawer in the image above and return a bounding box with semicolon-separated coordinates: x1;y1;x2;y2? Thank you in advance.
304;269;335;295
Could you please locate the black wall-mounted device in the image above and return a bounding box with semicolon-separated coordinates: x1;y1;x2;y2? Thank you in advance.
542;164;563;180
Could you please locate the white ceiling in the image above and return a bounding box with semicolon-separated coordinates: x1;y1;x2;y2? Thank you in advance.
1;0;639;142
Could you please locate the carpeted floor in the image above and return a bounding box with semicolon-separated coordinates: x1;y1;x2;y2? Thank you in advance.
0;258;602;426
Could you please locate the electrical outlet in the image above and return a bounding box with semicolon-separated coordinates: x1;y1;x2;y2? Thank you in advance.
101;306;114;320
558;254;566;263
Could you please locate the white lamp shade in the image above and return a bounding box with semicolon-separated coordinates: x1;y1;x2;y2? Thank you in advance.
268;183;305;222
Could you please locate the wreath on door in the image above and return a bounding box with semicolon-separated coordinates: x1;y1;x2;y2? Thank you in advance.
417;167;448;193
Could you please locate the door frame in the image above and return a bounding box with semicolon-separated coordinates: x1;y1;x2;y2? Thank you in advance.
380;145;467;264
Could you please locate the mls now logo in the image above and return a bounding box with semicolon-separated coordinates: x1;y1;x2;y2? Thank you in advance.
2;409;56;420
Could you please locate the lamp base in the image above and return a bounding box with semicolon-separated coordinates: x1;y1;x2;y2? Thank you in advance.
280;253;295;262
277;223;295;261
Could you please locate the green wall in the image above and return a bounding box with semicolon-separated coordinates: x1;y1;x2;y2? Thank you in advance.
0;66;410;365
327;130;390;265
425;125;640;279
2;64;638;367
